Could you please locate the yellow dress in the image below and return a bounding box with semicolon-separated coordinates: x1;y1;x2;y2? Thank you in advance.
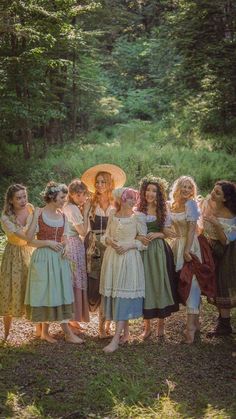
0;205;33;317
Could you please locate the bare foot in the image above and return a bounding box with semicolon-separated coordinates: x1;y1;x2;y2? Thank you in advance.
195;318;201;332
103;341;119;353
183;328;196;344
65;334;84;344
157;326;165;337
34;323;42;338
69;321;84;331
119;335;130;345
41;334;57;344
141;329;151;340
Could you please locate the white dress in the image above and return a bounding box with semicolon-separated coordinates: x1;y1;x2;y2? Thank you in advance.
99;211;147;321
167;200;202;314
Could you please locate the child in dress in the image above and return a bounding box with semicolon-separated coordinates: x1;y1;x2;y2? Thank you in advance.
63;179;90;331
0;184;39;340
99;187;147;353
137;176;179;339
25;181;82;344
200;180;236;336
166;176;215;343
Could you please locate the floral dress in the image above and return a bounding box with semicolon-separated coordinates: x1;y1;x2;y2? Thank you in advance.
0;205;33;317
63;203;90;322
99;211;146;321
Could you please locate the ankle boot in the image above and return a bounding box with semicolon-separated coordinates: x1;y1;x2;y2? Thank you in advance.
207;316;232;337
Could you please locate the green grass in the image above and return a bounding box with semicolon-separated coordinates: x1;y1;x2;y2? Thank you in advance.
1;120;235;208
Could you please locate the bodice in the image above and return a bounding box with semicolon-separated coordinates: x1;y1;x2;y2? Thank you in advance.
170;212;193;238
109;215;140;243
37;213;65;242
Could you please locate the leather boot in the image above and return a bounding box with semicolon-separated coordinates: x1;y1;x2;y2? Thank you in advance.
207;316;232;337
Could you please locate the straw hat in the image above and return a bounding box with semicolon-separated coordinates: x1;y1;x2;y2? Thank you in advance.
81;164;126;193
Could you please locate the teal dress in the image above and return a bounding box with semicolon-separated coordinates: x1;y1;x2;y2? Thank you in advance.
142;215;179;319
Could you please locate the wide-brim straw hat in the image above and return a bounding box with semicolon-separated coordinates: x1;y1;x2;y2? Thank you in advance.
81;163;126;193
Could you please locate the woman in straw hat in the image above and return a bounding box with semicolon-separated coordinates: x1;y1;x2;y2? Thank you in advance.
81;164;126;338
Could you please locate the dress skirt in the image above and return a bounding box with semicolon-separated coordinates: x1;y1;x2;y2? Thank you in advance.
102;296;143;321
211;239;236;308
0;243;33;317
66;236;90;322
25;247;74;322
142;238;179;319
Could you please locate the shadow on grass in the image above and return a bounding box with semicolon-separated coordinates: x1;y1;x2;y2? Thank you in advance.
0;309;235;418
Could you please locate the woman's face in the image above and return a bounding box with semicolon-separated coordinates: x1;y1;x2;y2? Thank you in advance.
95;175;108;194
11;189;28;211
179;181;194;201
71;191;87;206
211;185;225;203
145;184;157;204
54;191;68;209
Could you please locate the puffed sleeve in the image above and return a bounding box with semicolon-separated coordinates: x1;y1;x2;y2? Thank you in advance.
185;200;200;222
164;210;172;227
1;215;20;235
226;229;236;242
64;204;83;226
100;209;116;246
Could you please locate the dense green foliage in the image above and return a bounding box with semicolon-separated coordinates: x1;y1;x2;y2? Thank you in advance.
1;2;236;151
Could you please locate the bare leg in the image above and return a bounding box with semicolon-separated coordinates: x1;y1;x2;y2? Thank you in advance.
99;305;109;339
103;321;125;353
3;315;12;340
105;320;111;335
119;321;130;344
69;321;83;330
141;319;151;339
184;314;197;344
157;318;165;337
41;323;57;344
35;323;42;338
61;322;84;344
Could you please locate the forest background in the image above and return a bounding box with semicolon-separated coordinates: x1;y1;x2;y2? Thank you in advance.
0;1;236;418
0;0;236;207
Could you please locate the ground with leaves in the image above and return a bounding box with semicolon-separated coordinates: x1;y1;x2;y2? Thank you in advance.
0;302;235;419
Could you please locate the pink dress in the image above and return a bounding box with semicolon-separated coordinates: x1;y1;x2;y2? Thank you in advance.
63;203;90;322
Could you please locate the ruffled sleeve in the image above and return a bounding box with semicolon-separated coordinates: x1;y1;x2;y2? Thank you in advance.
64;204;83;226
185;200;200;222
1;215;20;235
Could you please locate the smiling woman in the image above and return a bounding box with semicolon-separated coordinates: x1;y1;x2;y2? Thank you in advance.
0;184;39;340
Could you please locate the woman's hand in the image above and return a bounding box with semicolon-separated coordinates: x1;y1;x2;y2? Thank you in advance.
147;232;164;241
163;228;178;239
184;250;192;262
137;235;150;246
115;244;131;255
47;241;64;252
33;207;41;218
83;199;91;215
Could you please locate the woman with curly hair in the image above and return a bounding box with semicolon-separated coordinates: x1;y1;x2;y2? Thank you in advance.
137;176;179;339
200;180;236;336
166;176;216;343
0;184;39;340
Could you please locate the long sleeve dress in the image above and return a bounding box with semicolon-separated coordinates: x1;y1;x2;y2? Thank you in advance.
99;211;146;321
0;205;34;317
141;214;179;319
24;211;74;322
63;203;90;322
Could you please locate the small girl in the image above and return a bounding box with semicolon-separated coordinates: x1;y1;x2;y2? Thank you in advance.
166;176;215;343
99;187;146;353
24;181;82;344
0;184;39;340
63;179;90;331
137;176;179;339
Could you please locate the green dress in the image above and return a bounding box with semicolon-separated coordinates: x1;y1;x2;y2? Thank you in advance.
142;216;179;319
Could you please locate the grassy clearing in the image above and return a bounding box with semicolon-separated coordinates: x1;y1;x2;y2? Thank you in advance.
0;303;235;418
1;120;235;208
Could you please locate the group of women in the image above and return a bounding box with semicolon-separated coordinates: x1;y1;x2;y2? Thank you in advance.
0;163;235;353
